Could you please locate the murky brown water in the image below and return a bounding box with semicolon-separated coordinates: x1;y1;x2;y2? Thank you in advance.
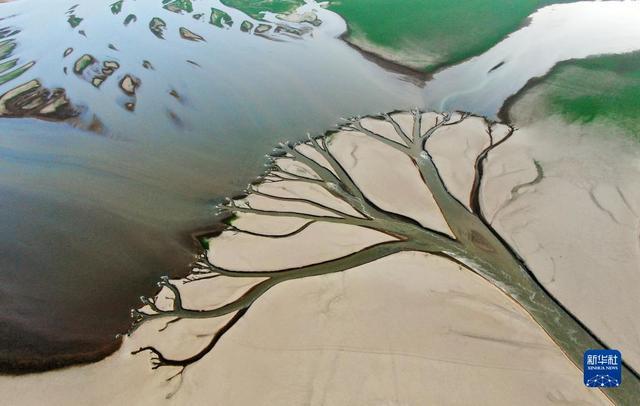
0;0;423;371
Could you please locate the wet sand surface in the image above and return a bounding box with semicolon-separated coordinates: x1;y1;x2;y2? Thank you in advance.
3;0;640;373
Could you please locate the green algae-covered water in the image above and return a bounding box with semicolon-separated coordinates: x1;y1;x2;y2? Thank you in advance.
327;0;567;71
519;51;640;138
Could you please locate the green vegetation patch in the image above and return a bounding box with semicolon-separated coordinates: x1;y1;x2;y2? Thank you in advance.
124;14;137;26
0;61;35;86
0;58;18;75
149;17;167;39
220;0;304;20
327;0;572;72
210;8;233;28
73;54;96;74
223;214;239;226
540;52;640;138
110;0;124;15
240;20;254;32
198;236;210;250
163;0;193;14
0;39;17;60
67;14;84;28
0;39;33;87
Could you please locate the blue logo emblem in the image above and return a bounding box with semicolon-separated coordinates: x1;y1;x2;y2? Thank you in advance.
584;349;621;387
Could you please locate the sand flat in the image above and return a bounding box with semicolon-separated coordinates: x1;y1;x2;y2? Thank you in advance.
483;116;640;371
425;116;491;210
0;111;622;404
209;222;394;271
0;253;610;405
328;130;454;236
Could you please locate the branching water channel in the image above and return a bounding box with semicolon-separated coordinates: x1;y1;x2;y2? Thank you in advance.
1;0;640;388
131;111;639;403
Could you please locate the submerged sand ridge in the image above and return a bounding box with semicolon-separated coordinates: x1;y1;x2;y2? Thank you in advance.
2;110;637;404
